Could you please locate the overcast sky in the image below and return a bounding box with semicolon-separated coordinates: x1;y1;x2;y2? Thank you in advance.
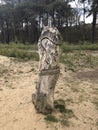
69;0;93;23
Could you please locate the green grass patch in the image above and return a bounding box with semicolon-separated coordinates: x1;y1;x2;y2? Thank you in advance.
44;99;74;126
44;115;58;123
59;109;74;126
60;51;98;70
0;43;38;61
96;121;98;126
60;117;69;126
0;43;37;50
54;99;66;113
61;42;98;53
0;42;98;64
54;99;74;116
92;98;98;110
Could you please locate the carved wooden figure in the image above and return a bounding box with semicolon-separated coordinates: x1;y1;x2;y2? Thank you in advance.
32;26;62;114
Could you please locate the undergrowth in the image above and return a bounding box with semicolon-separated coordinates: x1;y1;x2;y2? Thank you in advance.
60;51;98;71
0;43;38;61
0;42;98;64
61;42;98;53
44;99;74;127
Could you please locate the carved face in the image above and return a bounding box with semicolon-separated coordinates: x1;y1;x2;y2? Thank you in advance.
41;26;59;35
40;26;62;45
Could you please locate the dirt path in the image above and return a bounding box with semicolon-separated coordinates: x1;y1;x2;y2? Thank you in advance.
0;55;98;130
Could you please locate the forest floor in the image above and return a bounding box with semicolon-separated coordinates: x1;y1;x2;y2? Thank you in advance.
0;51;98;130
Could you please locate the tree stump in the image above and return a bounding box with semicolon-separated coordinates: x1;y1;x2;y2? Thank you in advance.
32;68;60;114
32;26;62;114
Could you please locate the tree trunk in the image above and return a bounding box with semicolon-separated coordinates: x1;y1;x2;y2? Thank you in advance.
32;68;60;114
52;9;56;27
6;21;10;44
83;2;85;41
92;11;97;43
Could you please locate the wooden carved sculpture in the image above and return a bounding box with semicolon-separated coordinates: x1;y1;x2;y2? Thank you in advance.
32;26;62;114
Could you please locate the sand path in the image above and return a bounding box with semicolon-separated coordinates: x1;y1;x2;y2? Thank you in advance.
0;55;98;130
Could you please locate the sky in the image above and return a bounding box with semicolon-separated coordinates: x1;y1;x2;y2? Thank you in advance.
69;0;93;24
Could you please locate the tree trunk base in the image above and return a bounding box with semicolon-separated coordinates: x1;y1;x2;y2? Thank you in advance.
32;68;60;114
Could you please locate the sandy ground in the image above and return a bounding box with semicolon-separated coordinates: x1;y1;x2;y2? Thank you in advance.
0;55;98;130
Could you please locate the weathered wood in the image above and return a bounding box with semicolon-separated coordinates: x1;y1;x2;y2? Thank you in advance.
32;26;62;114
32;68;60;114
